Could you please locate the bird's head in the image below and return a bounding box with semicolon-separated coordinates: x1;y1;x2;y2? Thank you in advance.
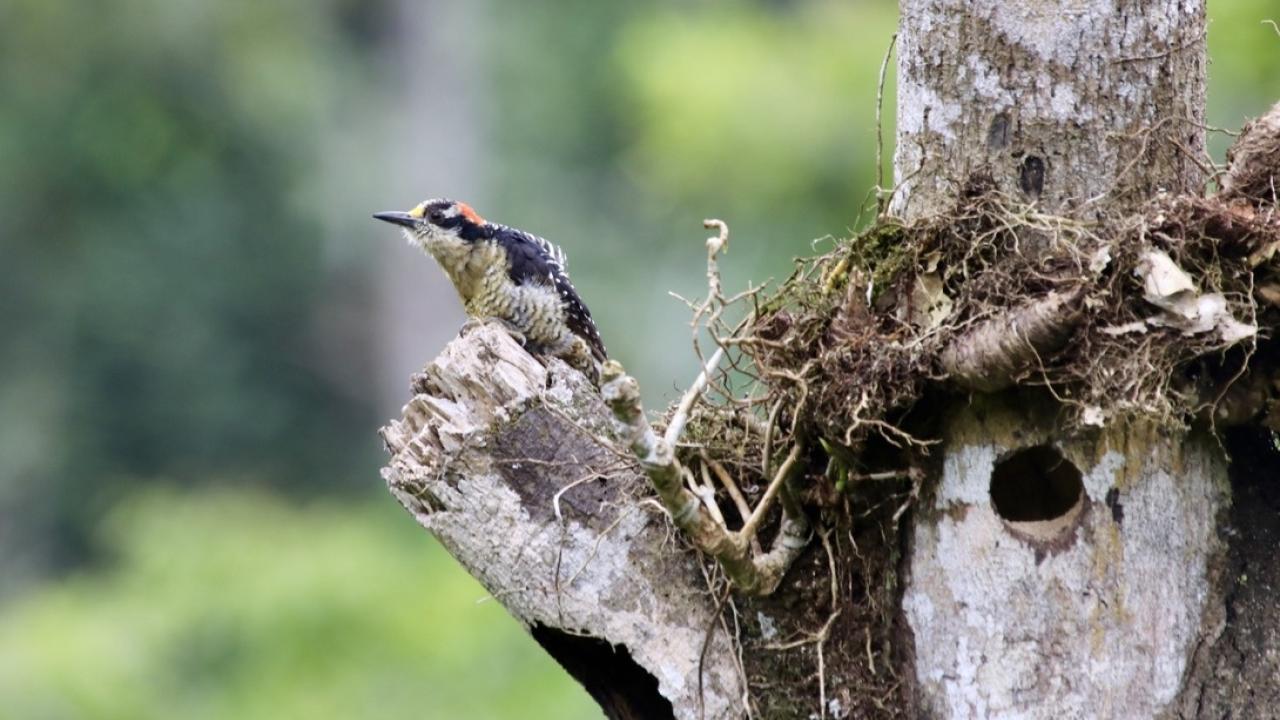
373;198;491;255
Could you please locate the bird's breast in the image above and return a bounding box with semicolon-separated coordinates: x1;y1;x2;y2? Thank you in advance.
427;241;498;303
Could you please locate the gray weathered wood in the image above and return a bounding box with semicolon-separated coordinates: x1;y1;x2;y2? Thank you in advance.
904;396;1227;718
380;325;744;719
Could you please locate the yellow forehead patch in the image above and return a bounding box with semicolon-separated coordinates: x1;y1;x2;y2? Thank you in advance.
408;203;426;219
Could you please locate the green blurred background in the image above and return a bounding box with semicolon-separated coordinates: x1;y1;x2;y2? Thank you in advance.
0;1;1275;717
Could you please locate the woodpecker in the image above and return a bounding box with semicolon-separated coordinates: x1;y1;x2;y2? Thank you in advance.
373;199;607;376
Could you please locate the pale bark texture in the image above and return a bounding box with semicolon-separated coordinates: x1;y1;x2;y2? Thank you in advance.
893;0;1205;219
904;398;1227;718
893;2;1272;719
380;326;745;720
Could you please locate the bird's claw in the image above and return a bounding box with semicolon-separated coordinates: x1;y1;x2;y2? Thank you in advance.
458;317;529;349
458;317;485;337
495;319;529;349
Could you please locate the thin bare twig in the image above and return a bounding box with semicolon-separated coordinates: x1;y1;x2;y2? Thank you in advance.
665;347;726;448
876;33;898;215
704;455;754;528
740;442;805;543
603;361;808;595
696;463;729;527
761;398;784;479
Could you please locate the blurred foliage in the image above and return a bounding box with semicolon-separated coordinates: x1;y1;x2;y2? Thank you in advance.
615;2;898;235
0;0;388;572
0;490;599;720
1206;2;1280;159
487;0;901;392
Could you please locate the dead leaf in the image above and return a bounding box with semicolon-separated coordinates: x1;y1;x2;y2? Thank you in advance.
910;273;953;331
1137;249;1257;344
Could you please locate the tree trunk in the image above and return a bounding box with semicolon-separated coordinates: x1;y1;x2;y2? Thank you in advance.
904;396;1228;718
894;3;1277;719
892;0;1206;220
380;1;1280;718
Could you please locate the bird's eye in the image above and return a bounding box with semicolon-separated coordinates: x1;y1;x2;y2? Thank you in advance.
429;209;446;223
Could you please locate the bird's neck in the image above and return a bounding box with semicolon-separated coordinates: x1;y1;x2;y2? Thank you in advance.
428;239;504;305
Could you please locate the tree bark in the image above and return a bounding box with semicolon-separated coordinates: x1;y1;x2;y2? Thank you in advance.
893;0;1205;219
904;396;1228;718
381;326;746;719
892;3;1277;719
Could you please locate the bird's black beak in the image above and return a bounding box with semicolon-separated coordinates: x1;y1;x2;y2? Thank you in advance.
373;211;417;228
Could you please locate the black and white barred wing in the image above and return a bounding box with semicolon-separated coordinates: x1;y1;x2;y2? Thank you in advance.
497;226;607;362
